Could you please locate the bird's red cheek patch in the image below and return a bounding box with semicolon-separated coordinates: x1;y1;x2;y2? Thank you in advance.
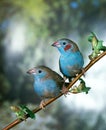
64;44;71;51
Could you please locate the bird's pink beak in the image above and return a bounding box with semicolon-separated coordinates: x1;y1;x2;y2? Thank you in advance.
27;68;36;74
52;42;60;47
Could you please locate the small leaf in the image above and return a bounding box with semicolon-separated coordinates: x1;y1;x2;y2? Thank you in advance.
70;78;91;94
88;32;106;60
19;105;35;119
10;106;26;120
11;105;35;120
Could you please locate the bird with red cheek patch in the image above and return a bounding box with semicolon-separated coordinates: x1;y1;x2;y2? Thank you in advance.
52;38;84;81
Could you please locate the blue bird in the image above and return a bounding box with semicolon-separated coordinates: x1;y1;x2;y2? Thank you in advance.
27;66;68;108
52;38;84;81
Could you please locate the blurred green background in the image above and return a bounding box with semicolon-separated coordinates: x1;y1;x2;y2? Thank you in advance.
0;0;106;130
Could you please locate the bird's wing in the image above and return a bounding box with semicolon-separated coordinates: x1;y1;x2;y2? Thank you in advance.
51;70;64;89
59;58;65;77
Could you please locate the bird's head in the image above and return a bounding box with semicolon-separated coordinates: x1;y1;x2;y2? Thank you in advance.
27;66;48;80
52;38;79;54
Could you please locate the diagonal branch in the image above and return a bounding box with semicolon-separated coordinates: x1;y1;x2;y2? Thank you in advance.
2;51;106;130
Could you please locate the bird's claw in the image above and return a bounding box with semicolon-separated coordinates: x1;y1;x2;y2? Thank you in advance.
39;100;46;109
81;68;85;77
61;86;70;97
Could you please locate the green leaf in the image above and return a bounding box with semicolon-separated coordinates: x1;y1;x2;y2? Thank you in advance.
11;105;35;120
88;32;106;60
70;78;91;94
19;105;35;119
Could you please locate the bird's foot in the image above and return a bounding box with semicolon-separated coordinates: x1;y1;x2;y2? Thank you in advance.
75;68;85;77
61;86;70;97
81;68;85;77
39;100;46;109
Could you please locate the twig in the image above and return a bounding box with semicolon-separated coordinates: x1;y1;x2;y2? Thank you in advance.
2;51;106;130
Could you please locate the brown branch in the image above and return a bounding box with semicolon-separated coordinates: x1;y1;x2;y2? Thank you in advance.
2;51;106;130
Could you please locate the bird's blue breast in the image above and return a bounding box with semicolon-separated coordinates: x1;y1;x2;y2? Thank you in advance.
34;79;60;98
60;51;84;77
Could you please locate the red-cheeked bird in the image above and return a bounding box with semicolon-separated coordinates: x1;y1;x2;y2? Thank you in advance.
52;38;84;81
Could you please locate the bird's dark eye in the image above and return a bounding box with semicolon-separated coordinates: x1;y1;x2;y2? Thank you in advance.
38;70;42;73
63;42;66;45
